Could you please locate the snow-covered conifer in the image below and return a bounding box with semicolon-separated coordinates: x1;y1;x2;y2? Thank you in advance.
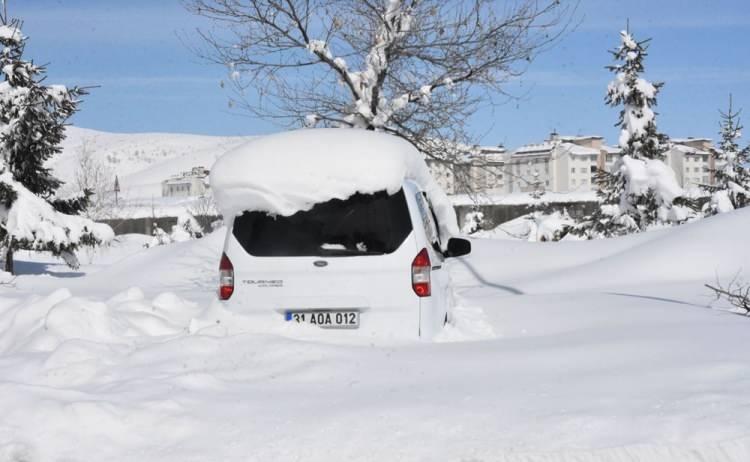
702;96;750;214
0;18;112;273
573;30;691;238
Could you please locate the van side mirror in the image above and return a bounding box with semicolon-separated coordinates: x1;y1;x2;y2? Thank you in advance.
445;237;471;258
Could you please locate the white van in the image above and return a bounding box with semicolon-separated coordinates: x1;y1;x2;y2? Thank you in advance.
212;129;470;338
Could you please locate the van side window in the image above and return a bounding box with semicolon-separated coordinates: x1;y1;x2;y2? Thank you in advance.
415;192;441;251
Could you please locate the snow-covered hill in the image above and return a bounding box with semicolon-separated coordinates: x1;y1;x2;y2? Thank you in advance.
1;208;750;461
50;127;253;216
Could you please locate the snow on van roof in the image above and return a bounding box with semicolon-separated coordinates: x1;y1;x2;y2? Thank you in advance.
211;128;459;243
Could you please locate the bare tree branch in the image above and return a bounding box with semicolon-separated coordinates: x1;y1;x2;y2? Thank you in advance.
184;0;578;190
706;272;750;316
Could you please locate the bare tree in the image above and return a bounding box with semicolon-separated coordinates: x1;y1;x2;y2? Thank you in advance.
706;274;750;316
185;0;576;169
188;193;219;230
73;139;116;220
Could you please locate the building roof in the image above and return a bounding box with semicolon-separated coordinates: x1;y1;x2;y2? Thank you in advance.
602;145;621;154
162;166;210;185
671;137;712;144
558;135;604;142
563;143;599;156
671;144;711;155
513;141;556;156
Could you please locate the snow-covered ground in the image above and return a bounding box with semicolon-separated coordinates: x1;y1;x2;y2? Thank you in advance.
2;208;750;461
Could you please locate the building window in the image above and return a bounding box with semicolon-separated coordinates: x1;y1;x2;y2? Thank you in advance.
694;167;700;173
571;179;577;185
580;168;587;173
571;168;575;173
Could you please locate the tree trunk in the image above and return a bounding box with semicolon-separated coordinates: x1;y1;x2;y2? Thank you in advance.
4;244;13;275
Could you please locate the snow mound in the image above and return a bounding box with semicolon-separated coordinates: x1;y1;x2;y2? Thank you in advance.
0;288;202;356
211;128;459;242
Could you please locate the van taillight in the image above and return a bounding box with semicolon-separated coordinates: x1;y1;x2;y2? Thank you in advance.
411;248;431;297
219;253;234;300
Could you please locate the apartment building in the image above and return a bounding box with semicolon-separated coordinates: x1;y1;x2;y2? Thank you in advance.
428;134;715;195
506;133;612;194
666;138;715;190
427;144;507;194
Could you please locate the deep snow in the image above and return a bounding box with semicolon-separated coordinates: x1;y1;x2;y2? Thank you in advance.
211;128;459;243
1;210;750;461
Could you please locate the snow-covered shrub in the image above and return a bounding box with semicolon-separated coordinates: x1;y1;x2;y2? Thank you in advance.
170;212;204;242
527;210;574;242
572;30;693;239
146;224;172;248
145;212;204;248
462;209;484;235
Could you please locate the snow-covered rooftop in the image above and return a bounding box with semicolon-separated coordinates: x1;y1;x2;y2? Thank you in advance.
671;137;712;144
671;144;711;155
563;144;600;156
512;141;601;158
162;167;210;184
602;145;621;154
558;135;603;142
513;142;556;156
477;145;506;154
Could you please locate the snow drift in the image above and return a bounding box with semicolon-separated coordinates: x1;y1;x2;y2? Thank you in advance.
210;128;459;243
2;210;750;461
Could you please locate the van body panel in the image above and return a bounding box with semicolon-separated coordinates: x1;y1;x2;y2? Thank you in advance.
220;180;450;338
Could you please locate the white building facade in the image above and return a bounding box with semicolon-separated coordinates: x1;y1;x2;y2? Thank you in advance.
427;145;507;195
426;134;716;196
161;166;210;198
665;138;715;190
507;134;607;194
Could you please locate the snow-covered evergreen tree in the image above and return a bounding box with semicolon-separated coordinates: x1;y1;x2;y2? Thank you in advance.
0;18;112;273
573;30;691;238
702;96;750;214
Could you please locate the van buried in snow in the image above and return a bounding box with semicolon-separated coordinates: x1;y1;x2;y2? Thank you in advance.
210;129;470;338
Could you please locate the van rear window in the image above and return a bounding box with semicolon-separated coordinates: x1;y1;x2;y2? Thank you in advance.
232;189;413;257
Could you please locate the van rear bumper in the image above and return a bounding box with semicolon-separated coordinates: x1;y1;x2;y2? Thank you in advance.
217;299;421;340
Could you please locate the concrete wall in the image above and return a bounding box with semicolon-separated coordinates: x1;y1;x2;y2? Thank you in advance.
455;201;599;231
102;215;220;236
101;203;602;237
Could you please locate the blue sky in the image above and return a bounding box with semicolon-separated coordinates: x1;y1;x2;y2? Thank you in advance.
13;0;750;149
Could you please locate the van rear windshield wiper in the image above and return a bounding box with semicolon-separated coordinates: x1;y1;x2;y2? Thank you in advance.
316;248;384;256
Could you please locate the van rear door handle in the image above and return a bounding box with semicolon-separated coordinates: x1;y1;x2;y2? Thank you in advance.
432;265;442;270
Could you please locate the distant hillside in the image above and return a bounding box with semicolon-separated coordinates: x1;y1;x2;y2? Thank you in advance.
51;127;254;200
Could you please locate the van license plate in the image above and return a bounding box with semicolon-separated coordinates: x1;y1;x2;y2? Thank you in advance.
285;311;360;329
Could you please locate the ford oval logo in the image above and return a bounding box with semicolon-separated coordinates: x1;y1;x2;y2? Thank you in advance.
313;260;328;267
